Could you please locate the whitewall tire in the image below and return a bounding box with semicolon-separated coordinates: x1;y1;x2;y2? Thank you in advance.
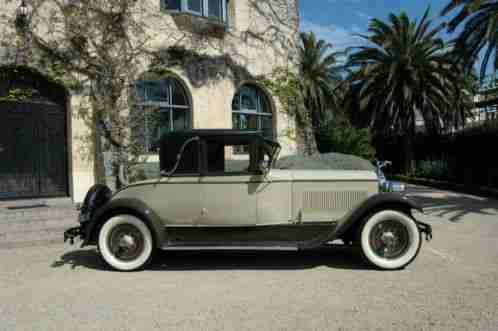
358;210;421;270
98;215;154;271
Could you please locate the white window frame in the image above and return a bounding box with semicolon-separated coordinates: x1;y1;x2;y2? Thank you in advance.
163;0;228;23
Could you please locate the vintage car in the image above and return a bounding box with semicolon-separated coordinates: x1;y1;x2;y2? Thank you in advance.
64;130;432;271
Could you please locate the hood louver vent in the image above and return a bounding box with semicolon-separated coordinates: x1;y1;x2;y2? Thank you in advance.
303;191;367;210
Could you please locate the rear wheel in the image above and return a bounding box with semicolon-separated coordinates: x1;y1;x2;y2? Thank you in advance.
98;215;154;271
357;210;421;270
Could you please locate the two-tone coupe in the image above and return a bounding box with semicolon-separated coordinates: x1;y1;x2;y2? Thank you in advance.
64;130;432;271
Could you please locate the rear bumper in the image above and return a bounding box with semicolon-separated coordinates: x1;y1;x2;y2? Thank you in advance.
64;221;91;246
64;226;83;245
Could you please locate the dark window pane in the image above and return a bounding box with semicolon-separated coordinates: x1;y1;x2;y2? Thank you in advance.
206;142;225;172
240;86;257;112
144;80;169;103
258;90;271;113
187;0;202;13
173;108;189;130
172;80;188;106
261;116;273;139
232;113;239;129
208;0;222;19
164;0;181;10
206;143;251;171
232;93;240;110
234;114;258;131
247;114;258;130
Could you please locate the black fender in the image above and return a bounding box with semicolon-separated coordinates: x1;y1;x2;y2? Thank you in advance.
82;198;166;248
332;192;424;241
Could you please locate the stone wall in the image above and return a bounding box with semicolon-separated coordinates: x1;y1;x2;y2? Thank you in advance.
0;0;300;202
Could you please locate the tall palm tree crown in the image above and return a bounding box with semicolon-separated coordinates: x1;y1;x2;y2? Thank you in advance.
348;9;472;173
299;31;343;130
442;0;498;78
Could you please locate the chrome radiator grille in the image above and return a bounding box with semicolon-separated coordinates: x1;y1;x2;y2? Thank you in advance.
302;191;367;210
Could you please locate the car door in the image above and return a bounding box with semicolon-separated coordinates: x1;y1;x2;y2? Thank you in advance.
198;141;258;226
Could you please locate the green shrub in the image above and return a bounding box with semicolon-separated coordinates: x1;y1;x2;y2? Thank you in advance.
414;160;452;181
321;113;376;160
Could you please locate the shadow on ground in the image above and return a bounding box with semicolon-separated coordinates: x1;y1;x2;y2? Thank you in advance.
51;245;377;272
406;185;498;223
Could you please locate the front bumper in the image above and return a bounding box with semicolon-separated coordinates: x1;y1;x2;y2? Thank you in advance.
415;220;433;241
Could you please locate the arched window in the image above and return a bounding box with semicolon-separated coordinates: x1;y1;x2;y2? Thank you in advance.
232;84;274;154
133;77;191;152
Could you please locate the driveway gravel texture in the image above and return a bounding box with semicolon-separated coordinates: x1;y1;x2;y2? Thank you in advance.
0;185;497;331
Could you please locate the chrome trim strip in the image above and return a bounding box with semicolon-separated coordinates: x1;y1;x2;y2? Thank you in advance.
161;246;298;251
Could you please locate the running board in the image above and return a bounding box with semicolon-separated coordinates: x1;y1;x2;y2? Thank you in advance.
161;244;298;251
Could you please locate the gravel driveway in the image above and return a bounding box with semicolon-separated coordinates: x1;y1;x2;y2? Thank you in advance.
0;185;497;331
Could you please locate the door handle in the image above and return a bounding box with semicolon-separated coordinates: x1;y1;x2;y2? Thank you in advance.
0;145;4;153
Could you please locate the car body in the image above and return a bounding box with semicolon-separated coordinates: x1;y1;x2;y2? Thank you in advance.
65;130;432;271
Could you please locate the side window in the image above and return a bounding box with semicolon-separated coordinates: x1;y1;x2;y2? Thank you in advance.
205;141;255;175
160;138;200;175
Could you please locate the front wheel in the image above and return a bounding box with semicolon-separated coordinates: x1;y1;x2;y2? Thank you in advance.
98;215;154;271
357;210;421;270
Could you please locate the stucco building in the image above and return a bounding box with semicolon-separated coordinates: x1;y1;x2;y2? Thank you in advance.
0;0;300;202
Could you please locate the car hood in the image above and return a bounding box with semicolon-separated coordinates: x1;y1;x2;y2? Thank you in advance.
269;169;378;182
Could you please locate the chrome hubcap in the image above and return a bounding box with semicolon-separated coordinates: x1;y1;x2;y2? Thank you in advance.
108;224;144;261
369;220;409;259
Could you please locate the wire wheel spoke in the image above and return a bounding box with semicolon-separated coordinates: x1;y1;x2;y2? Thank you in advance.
369;220;410;259
108;224;145;261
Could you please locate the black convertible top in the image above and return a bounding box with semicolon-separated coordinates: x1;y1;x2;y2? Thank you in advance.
159;129;280;174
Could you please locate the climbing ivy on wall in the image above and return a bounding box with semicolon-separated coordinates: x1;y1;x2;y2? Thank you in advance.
0;87;35;102
260;67;301;118
150;46;256;88
0;65;68;105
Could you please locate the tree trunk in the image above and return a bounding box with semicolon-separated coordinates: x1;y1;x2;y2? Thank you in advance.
92;108;106;185
296;122;319;156
403;133;415;175
295;100;319;156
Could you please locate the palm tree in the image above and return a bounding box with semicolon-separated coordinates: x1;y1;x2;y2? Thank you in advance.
442;0;498;79
348;9;472;174
299;31;343;135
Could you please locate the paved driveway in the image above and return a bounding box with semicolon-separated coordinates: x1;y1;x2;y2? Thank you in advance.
1;186;497;331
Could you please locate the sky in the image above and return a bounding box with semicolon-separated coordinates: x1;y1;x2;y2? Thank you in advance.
299;0;455;50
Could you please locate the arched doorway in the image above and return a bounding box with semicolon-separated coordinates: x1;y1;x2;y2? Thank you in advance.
0;66;68;199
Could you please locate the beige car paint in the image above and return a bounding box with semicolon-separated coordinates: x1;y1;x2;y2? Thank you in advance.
114;169;379;227
198;175;258;226
115;177;203;226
